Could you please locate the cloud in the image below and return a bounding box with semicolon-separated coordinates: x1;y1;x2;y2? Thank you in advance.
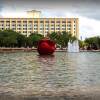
1;0;100;20
79;17;100;39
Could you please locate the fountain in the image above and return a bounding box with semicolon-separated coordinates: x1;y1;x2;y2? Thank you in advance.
68;40;79;52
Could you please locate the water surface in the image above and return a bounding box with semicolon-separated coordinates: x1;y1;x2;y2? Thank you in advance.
0;52;100;99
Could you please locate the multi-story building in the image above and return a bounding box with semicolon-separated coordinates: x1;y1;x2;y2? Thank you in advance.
0;10;79;38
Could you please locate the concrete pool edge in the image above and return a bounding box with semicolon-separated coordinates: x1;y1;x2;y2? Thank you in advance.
0;48;100;53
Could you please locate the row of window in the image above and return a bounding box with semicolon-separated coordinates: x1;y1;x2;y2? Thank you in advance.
0;27;72;29
22;31;77;34
0;25;73;28
22;30;74;34
0;28;74;31
0;22;75;25
0;21;76;24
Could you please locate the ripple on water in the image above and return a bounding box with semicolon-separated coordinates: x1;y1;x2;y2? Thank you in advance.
0;52;100;97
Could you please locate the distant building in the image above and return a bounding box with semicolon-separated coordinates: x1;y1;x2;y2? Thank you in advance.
0;10;79;38
27;10;41;18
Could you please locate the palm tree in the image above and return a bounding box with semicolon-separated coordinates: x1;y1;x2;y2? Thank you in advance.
48;31;77;49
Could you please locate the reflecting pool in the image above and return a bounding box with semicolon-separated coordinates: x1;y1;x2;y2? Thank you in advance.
0;52;100;99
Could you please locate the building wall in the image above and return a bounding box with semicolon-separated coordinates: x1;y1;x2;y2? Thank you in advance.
0;18;79;38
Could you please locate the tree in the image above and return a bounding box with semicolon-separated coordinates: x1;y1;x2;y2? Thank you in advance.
25;36;33;48
48;31;77;48
0;30;26;47
0;30;18;47
48;32;58;42
29;33;44;47
84;36;100;50
16;34;26;47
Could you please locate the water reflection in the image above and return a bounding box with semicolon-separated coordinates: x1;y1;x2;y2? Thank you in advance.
38;55;55;67
37;53;78;89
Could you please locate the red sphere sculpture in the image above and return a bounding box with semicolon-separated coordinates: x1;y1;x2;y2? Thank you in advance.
37;39;56;55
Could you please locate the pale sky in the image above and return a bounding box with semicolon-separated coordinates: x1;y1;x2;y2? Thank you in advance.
0;0;100;40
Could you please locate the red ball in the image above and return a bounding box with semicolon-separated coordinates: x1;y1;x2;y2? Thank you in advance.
37;39;56;55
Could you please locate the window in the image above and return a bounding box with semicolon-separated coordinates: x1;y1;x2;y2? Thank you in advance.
6;21;10;23
56;28;60;30
40;21;43;23
23;25;27;26
46;28;49;30
17;28;21;30
23;31;27;33
62;27;65;29
6;24;10;26
62;21;66;23
23;21;27;23
0;23;3;26
51;21;54;23
28;31;32;33
17;21;21;23
45;21;49;23
51;28;54;30
29;21;32;23
17;24;21;26
67;21;71;23
34;28;38;30
40;24;43;26
67;24;71;27
56;25;60;27
23;28;27;30
28;24;32;27
51;24;54;26
12;28;16;30
34;25;38;27
45;24;49;27
28;28;32;30
12;21;15;23
56;21;60;23
62;25;66;27
40;28;43;30
0;21;4;23
68;28;71;30
12;24;16;26
34;21;38;23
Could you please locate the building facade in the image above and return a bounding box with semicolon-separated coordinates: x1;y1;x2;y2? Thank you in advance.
0;11;79;38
